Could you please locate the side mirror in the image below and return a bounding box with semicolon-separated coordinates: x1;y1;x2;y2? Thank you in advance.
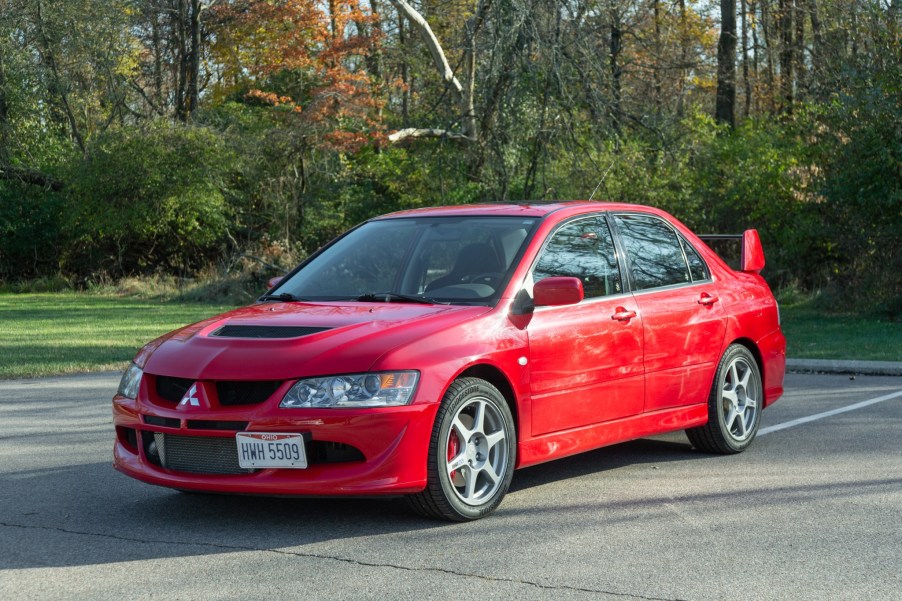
267;276;284;290
741;229;765;274
534;277;584;307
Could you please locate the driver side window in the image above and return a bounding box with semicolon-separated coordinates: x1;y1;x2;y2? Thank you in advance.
533;216;622;299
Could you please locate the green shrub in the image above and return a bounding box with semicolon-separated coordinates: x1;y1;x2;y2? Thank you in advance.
64;122;235;277
0;183;67;281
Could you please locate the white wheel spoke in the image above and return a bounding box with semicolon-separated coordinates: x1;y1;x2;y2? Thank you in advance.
737;365;752;390
722;389;739;404
447;451;468;474
463;466;478;499
482;463;499;487
472;401;486;435
484;429;505;451
727;363;739;389
452;416;472;440
735;411;748;438
724;406;739;432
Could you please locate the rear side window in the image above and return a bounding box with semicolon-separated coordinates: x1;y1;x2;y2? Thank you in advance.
681;236;709;282
533;216;622;299
613;213;691;290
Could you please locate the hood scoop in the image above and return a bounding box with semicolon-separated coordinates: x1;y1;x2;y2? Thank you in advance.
211;325;333;339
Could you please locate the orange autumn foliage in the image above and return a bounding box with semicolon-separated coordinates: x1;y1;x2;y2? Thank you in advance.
209;0;387;152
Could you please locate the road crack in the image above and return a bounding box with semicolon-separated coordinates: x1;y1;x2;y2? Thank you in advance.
1;521;688;601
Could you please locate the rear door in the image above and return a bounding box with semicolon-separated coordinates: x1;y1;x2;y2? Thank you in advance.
526;214;645;436
611;213;726;412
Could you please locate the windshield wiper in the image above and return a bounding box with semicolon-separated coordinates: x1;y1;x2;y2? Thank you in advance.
356;292;442;305
258;292;307;302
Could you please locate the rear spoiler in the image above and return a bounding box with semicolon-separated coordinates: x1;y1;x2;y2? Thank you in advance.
698;229;765;274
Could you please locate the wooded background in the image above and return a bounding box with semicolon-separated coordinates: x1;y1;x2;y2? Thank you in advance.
0;1;899;314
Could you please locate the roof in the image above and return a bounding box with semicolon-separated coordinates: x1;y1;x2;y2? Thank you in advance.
378;201;655;219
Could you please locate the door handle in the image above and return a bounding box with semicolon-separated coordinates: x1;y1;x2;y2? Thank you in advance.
611;307;637;322
698;293;719;306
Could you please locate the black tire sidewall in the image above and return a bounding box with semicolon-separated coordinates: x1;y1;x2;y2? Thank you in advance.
713;345;763;452
433;379;516;520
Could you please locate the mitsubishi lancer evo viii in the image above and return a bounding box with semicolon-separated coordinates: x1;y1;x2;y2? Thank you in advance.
113;202;785;521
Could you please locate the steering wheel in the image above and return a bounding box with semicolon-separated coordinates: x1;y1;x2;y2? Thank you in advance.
461;272;503;288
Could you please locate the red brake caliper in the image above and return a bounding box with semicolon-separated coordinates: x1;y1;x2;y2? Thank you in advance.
447;430;461;480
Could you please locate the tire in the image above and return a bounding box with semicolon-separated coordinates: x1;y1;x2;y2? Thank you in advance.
686;344;763;454
408;378;516;521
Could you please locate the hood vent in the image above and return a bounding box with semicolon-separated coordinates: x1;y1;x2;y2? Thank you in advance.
212;325;332;339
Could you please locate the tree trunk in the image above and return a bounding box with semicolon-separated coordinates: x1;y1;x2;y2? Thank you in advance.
676;0;689;116
778;0;794;113
808;0;822;76
398;13;410;125
328;0;338;39
761;0;776;113
751;0;760;112
794;0;805;100
150;1;164;112
609;7;623;134
176;0;201;122
715;0;737;127
652;0;662;112
523;6;561;199
741;0;751;118
34;0;85;152
358;0;383;83
175;0;187;119
0;41;9;164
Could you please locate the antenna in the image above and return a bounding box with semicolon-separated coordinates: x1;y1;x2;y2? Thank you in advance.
588;157;616;201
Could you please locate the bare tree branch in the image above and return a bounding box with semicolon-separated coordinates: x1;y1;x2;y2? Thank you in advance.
388;128;476;143
0;164;64;191
387;0;464;98
386;0;481;142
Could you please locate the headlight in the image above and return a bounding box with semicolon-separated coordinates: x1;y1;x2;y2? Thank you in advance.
117;363;143;399
280;371;419;408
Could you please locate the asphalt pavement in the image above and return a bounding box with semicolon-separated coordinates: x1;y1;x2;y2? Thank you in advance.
1;369;900;600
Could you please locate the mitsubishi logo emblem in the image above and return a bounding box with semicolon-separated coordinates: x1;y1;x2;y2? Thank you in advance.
179;383;200;407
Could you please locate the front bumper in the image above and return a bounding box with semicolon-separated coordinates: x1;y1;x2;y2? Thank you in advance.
112;393;437;496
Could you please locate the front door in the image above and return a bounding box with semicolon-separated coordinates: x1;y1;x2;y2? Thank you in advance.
526;215;645;436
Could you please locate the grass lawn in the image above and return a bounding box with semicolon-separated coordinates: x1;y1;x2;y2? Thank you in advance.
780;303;902;362
1;293;899;380
0;293;234;379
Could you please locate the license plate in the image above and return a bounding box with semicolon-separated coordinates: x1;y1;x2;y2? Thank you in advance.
236;432;307;469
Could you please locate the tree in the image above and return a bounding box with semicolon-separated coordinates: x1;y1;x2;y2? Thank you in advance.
385;0;486;143
716;0;737;127
208;0;386;150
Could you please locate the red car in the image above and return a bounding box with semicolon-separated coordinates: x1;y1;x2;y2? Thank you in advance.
113;202;785;520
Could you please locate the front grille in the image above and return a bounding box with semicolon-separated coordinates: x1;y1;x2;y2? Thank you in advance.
212;325;331;338
216;381;281;406
187;420;249;431
156;376;193;404
153;433;251;475
144;415;180;428
153;376;280;407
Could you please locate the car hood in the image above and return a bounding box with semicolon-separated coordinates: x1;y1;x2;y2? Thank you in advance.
141;301;492;380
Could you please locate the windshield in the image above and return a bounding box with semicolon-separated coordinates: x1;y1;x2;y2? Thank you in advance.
274;216;539;304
